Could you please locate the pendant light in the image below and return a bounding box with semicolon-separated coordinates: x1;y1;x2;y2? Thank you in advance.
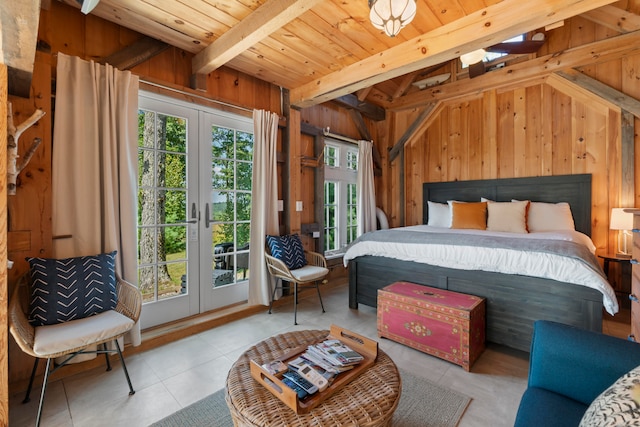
460;49;487;66
369;0;417;37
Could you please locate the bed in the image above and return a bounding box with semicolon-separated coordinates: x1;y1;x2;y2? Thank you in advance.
345;174;617;352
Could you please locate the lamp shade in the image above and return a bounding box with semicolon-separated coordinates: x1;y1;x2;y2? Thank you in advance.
78;0;100;14
369;0;417;37
460;49;486;66
610;208;633;230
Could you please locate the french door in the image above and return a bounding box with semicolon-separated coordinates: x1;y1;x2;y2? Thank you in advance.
137;92;253;329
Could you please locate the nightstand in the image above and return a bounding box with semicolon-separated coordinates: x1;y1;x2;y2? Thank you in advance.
599;253;632;308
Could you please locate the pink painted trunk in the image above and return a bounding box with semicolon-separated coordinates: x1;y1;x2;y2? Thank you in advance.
377;281;486;371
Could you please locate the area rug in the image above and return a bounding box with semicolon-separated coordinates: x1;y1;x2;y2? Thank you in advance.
151;369;471;427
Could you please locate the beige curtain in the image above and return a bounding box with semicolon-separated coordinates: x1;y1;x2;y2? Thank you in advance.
247;109;279;306
357;140;377;235
52;53;140;345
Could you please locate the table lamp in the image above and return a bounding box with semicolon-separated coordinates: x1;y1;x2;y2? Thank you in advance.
610;208;633;257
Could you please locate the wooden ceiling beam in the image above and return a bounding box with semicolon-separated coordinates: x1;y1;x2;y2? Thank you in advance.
192;0;323;75
99;36;169;70
581;4;640;33
289;0;617;108
332;94;386;121
555;69;640;117
356;87;373;102
389;29;640;111
393;71;420;99
3;0;41;98
388;103;440;162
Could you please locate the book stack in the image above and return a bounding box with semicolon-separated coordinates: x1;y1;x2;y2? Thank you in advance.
301;339;364;374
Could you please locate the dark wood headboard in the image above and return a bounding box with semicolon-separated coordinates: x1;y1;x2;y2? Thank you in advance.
422;174;592;236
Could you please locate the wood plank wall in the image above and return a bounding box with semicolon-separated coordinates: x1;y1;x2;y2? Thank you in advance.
1;62;9;427
384;12;640;262
6;1;368;390
398;82;623;255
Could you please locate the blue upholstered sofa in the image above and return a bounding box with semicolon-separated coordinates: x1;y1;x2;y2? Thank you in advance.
514;320;640;427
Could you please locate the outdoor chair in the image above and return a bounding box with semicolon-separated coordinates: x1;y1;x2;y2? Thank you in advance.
265;234;328;325
9;254;142;427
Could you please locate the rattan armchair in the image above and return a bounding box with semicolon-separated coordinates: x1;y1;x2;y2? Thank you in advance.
265;250;329;325
9;273;142;427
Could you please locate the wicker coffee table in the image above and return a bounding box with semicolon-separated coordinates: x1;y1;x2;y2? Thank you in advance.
225;329;401;427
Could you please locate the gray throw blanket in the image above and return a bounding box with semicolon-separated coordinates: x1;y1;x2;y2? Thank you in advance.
350;229;607;279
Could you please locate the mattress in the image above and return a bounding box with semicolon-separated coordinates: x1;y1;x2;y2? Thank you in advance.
343;225;618;315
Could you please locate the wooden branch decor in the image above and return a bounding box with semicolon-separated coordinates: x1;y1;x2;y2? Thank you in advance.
7;102;45;195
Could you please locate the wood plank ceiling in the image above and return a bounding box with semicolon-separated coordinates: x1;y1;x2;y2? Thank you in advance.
57;0;637;110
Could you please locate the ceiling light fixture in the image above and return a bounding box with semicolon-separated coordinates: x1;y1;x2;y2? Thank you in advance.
412;73;451;89
460;49;486;66
369;0;417;37
77;0;100;14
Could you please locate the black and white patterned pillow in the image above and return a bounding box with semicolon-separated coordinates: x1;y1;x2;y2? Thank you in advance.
266;234;307;270
580;365;640;426
26;251;118;326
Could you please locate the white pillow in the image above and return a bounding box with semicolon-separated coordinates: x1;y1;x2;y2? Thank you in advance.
427;201;451;227
486;200;529;233
513;200;575;232
580;365;640;426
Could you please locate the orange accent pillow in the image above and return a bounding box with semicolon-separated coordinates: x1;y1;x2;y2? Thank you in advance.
450;201;487;230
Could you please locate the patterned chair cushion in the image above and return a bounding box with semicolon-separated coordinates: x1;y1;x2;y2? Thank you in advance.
26;251;118;326
266;234;307;270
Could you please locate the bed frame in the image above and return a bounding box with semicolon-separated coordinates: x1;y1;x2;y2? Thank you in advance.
348;174;603;352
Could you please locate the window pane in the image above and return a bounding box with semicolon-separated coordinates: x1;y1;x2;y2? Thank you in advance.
138;149;155;187
236;193;251;221
212;191;235;221
236;131;253;161
138;227;156;264
161;153;187;188
164;225;187;257
164;190;187;223
347;150;358;171
212;159;234;190
212;126;234;159
160;115;187;153
325;227;337;251
236;162;252;191
325;146;338;167
138;266;156;302
139;110;156;148
237;223;250;247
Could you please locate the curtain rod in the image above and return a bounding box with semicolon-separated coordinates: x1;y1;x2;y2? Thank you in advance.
323;127;361;145
140;79;254;114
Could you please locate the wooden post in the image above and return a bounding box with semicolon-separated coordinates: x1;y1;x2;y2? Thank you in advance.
0;62;9;426
287;108;302;235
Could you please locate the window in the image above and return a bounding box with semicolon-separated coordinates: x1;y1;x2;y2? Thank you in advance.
137;109;189;302
461;34;525;68
211;125;253;279
324;140;358;256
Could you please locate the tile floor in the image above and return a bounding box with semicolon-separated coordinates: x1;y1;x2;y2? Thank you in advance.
9;280;632;427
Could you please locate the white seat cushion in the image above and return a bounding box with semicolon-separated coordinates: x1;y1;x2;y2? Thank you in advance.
33;310;134;357
290;265;329;282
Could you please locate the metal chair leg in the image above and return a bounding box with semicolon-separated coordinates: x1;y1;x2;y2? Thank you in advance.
316;280;326;313
293;282;298;325
35;358;53;427
114;339;135;396
104;343;112;371
23;357;39;403
268;278;280;314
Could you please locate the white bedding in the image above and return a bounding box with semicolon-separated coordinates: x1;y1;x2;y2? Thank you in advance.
343;225;618;315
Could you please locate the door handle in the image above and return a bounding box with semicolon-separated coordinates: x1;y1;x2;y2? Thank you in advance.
205;203;213;228
187;202;198;224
